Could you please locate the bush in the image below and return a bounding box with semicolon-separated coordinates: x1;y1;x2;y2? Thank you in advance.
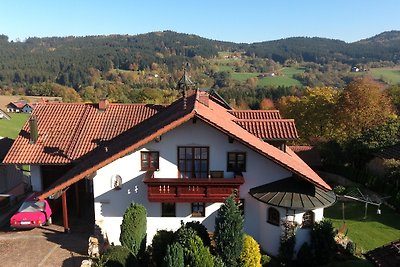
260;255;271;267
214;194;244;267
213;256;226;267
311;219;335;266
278;220;297;266
333;185;346;195
174;222;198;248
102;245;136;267
239;234;261;267
296;243;315;267
163;242;184;267
345;240;356;256
120;203;147;258
185;221;211;247
186;235;214;267
151;230;175;267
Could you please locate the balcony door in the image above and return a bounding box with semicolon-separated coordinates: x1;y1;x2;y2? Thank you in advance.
178;146;209;178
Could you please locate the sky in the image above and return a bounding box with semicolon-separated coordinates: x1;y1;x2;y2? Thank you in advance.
1;0;399;44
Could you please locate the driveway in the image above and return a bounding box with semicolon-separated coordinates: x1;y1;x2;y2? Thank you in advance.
0;219;92;267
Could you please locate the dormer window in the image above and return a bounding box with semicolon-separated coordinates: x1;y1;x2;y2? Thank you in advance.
141;151;159;171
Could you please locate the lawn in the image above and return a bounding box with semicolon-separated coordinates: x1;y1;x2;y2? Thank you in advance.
0;113;29;139
230;67;304;87
324;201;400;252
370;67;400;84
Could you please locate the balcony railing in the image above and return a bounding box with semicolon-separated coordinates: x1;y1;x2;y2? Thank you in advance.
143;171;245;202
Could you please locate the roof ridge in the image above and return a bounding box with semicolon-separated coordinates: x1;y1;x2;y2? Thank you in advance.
233;118;295;122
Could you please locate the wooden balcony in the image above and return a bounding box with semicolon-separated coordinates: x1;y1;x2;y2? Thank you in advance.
143;171;245;202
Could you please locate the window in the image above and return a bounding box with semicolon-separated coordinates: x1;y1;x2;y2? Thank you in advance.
178;147;209;178
267;207;280;226
302;211;314;228
227;152;246;173
141;151;159;170
191;203;205;217
162;203;176;217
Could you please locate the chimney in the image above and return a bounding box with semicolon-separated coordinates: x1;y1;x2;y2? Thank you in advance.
98;99;109;112
29;115;38;144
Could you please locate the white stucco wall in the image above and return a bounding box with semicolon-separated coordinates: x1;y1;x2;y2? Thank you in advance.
92;119;324;255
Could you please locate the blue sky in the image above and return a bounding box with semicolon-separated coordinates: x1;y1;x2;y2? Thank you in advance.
1;0;399;43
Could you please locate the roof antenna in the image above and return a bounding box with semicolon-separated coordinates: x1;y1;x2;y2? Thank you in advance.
177;62;193;110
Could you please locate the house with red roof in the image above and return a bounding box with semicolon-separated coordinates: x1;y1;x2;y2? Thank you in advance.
2;77;335;256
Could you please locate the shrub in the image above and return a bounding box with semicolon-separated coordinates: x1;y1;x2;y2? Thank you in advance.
185;221;211;247
239;234;261;267
163;242;184;267
296;242;315;267
278;220;297;266
174;222;198;248
214;194;244;267
120;203;147;258
186;235;214;267
260;255;271;267
333;185;346;195
102;245;136;267
151;230;175;267
311;219;335;265
345;240;356;256
213;256;226;267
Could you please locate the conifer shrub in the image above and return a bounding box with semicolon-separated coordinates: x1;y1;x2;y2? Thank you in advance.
185;221;211;247
119;203;147;258
239;234;262;267
174;222;198;248
163;242;184;267
186;235;214;267
214;194;244;267
151;230;175;267
260;255;271;266
102;245;136;267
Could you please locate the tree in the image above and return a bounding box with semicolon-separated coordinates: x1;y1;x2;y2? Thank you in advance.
259;98;275;110
239;234;262;267
335;77;395;141
120;203;147;258
278;87;338;143
186;235;214;267
311;219;335;266
163;242;184;267
214;194;244;267
151;230;175;267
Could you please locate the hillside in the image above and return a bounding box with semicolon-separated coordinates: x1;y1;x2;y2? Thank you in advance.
0;30;399;91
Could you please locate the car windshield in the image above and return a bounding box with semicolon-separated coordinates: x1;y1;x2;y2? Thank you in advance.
18;201;45;212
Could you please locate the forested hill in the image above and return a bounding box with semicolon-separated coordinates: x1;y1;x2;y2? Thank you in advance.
0;30;399;88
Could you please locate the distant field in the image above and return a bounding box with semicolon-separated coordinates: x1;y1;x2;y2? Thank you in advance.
229;67;304;87
0;113;29;139
370;67;400;84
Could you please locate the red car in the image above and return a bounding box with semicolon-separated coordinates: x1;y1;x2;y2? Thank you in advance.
10;193;53;229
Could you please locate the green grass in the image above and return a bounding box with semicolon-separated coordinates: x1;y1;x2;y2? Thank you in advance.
0;113;29;139
324;201;400;252
228;67;304;87
370;68;400;84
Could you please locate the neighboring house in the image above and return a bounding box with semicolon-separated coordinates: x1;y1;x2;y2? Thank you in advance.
367;144;400;175
3;90;335;256
0;137;25;196
6;100;27;113
0;109;11;120
21;103;36;113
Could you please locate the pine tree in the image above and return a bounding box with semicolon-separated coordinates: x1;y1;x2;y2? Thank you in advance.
163;242;184;267
119;203;147;258
214;194;244;267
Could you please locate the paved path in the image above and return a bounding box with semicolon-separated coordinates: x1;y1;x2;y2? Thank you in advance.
0;221;91;267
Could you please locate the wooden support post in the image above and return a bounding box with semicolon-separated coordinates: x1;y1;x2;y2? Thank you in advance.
62;191;70;233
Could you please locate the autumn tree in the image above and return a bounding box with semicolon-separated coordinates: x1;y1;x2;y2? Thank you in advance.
259;98;275;110
334;77;395;141
277;87;338;143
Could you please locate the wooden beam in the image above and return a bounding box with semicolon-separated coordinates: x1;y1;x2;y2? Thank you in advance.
62;191;70;233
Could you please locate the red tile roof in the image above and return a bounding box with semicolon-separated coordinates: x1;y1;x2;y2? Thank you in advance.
3;102;163;164
7;100;27;109
229;110;281;120
289;146;322;167
35;90;331;200
234;119;298;140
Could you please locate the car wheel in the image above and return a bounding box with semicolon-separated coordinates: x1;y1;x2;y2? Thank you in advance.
46;217;52;226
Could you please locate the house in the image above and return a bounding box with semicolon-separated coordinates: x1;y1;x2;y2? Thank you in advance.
6;100;27;113
290;146;322;169
0;109;11;120
367;144;400;175
21;103;36;113
3;87;335;257
0;137;26;196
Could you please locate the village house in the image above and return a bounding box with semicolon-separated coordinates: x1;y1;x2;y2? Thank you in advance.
2;79;335;256
0;109;11;120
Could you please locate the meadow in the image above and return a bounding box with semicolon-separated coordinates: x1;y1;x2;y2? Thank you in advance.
370;67;400;84
0;113;29;139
